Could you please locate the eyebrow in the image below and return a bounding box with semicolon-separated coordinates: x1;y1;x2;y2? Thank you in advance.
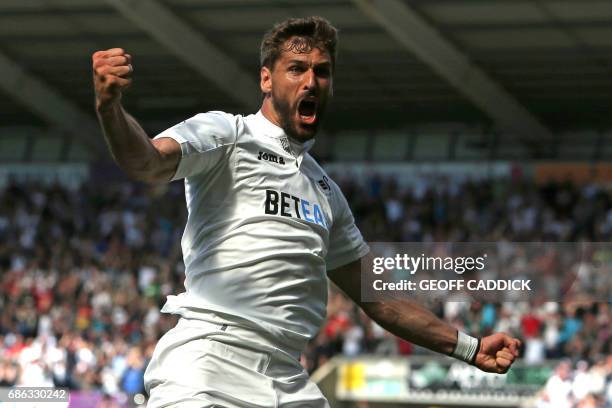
287;59;331;67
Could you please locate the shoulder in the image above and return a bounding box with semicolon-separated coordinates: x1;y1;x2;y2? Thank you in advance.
303;154;342;197
165;111;247;149
302;154;326;178
189;111;238;136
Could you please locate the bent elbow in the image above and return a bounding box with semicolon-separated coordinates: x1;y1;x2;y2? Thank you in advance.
363;301;400;328
124;168;172;184
112;162;159;184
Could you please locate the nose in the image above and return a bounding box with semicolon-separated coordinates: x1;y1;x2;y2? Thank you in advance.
303;68;316;91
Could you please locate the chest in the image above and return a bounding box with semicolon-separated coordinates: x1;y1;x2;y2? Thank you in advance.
233;139;333;230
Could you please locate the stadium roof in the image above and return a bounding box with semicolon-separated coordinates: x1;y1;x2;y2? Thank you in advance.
1;0;611;160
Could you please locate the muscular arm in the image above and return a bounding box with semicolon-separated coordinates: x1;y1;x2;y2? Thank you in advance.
328;255;457;354
93;48;180;183
328;253;521;373
96;104;180;182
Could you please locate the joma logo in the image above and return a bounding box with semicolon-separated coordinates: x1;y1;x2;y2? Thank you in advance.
258;151;286;165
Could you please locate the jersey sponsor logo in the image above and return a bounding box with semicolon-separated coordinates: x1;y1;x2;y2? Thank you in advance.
264;189;326;227
258;150;286;165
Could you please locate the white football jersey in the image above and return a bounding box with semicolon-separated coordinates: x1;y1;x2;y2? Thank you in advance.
154;111;369;351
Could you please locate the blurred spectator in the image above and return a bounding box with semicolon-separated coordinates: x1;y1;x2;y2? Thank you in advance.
120;346;146;396
544;361;574;408
534;359;612;408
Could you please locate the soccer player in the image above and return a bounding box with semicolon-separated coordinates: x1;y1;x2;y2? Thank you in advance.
92;16;521;408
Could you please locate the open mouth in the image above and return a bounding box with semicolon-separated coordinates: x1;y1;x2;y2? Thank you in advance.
298;99;317;125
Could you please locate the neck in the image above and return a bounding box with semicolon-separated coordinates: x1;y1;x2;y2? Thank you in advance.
260;97;282;128
259;96;315;144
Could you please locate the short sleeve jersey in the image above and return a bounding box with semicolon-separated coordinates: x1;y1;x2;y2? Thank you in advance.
154;111;369;350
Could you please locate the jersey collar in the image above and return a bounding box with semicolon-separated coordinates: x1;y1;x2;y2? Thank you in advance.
254;110;315;162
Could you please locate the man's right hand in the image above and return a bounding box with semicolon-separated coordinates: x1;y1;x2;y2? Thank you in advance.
92;48;133;112
91;47;180;183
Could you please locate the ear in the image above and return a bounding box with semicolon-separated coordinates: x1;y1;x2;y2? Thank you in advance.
260;66;272;94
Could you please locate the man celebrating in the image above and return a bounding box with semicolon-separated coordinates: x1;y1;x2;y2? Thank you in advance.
93;16;520;408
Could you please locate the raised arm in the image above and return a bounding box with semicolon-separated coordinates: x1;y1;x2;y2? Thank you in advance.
92;48;180;183
328;254;521;374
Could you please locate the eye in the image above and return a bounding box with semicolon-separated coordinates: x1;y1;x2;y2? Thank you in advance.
289;65;304;73
315;66;331;78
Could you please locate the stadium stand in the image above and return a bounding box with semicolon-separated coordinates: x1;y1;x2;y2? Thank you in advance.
0;176;609;406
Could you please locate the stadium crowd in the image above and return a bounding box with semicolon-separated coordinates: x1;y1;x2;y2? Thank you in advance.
0;174;610;406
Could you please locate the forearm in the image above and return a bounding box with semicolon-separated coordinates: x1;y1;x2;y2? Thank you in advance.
362;299;458;355
96;103;161;180
329;255;520;372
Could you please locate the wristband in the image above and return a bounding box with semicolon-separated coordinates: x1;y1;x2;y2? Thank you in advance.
451;331;480;364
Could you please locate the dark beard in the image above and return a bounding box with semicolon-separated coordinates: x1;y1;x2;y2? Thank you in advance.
271;93;298;139
270;92;318;141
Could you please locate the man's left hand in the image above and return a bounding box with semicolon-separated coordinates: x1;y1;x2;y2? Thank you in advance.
474;332;521;374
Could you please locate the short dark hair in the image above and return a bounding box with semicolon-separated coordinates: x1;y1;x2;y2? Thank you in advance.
260;16;338;71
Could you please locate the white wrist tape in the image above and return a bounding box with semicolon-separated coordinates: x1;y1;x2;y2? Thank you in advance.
452;331;480;364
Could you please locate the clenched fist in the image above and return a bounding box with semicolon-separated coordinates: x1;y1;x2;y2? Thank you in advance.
92;48;133;112
475;332;522;374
